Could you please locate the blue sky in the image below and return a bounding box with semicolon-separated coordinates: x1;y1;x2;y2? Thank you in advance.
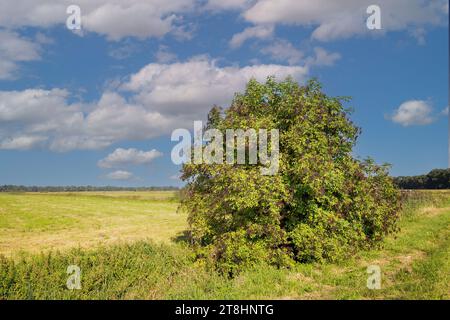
0;0;448;187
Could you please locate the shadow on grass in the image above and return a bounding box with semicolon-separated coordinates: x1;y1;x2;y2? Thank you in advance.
172;230;192;245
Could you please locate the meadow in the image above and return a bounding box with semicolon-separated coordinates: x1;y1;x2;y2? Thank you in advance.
0;190;449;299
0;191;184;257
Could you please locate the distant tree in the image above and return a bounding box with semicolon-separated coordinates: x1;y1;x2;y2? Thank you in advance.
394;168;450;189
181;77;401;275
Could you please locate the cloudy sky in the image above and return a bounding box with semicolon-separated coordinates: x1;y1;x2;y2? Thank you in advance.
0;0;448;186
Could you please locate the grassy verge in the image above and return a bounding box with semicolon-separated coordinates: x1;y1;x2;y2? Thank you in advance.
0;190;448;299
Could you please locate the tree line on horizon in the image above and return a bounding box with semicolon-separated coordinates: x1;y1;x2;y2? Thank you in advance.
393;168;450;190
0;185;179;192
1;170;448;192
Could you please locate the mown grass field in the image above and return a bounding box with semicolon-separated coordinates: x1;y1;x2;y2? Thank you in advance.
0;190;449;299
0;191;184;257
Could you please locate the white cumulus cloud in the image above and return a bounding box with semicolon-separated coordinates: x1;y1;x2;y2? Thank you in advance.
241;0;447;42
229;25;274;48
0;0;196;41
0;135;48;150
0;30;42;79
390;100;435;126
98;148;163;169
122;56;308;116
305;47;341;67
205;0;251;11
105;170;135;180
0;57;309;151
260;41;341;67
260;39;303;65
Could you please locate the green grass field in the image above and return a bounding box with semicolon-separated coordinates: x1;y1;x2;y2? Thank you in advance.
0;191;184;257
0;190;449;299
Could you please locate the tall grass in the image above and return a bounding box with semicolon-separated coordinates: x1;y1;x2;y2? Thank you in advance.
400;190;450;218
0;242;193;299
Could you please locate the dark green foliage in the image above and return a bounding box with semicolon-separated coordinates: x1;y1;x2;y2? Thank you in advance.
181;77;401;275
394;169;450;189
